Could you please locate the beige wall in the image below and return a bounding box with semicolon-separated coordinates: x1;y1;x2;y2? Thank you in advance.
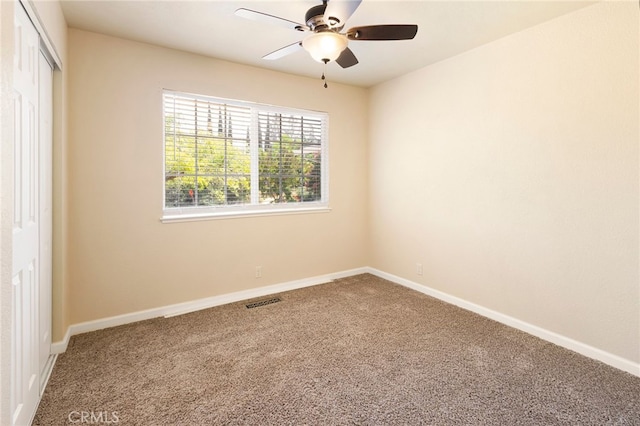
22;0;640;374
0;1;636;421
369;1;639;363
66;29;369;325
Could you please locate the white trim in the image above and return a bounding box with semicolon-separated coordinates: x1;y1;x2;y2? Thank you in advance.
161;206;331;223
50;328;71;354
21;0;62;69
50;267;639;378
366;267;640;378
163;267;365;317
50;267;368;353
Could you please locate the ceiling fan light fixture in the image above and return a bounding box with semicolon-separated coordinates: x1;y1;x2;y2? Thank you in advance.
302;31;348;63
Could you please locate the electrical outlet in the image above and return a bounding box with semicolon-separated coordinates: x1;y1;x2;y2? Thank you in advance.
255;266;262;278
416;263;423;276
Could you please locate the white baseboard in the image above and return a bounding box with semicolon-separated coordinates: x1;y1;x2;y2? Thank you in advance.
50;267;368;354
51;266;639;378
366;267;640;378
51;328;71;354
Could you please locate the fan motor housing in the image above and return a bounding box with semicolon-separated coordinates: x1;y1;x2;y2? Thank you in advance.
304;3;340;31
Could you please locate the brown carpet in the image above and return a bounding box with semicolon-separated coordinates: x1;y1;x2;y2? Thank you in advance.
34;274;640;425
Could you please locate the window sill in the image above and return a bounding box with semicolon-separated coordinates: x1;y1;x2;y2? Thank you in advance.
161;206;332;223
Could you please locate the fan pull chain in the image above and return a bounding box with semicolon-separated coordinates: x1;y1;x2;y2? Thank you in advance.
322;59;328;89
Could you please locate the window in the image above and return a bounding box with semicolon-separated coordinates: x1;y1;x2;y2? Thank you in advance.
162;90;329;221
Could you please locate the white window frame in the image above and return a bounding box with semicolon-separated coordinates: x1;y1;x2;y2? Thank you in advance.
161;90;330;222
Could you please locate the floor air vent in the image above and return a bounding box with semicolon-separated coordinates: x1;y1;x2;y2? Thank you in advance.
246;297;282;309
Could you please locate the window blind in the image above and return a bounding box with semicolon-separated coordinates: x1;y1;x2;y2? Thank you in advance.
163;90;328;218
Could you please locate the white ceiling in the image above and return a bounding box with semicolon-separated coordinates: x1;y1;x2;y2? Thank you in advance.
60;0;597;88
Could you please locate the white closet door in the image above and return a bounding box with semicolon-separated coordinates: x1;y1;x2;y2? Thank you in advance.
12;4;41;425
38;50;53;393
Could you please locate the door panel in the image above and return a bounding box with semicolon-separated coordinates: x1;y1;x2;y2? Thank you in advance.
12;4;41;425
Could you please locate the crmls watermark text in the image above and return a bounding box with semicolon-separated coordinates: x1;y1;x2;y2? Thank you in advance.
68;411;119;424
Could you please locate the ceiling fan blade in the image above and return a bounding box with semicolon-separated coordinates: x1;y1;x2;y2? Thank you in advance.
323;0;362;28
235;8;309;32
336;47;359;68
347;25;418;41
263;41;303;60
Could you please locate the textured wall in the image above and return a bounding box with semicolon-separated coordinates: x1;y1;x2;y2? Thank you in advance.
66;29;369;325
368;2;639;363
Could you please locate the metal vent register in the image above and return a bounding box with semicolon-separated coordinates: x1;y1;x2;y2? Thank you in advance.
245;297;282;309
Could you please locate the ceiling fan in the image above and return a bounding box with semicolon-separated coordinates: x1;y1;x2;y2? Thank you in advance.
235;0;418;78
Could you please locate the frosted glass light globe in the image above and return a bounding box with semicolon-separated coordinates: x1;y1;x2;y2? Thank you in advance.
302;32;348;63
